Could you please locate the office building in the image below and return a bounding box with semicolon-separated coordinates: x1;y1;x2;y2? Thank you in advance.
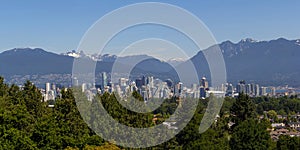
200;76;209;89
236;80;246;93
260;87;267;96
101;72;107;89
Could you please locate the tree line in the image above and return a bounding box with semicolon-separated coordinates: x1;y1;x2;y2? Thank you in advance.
0;77;300;149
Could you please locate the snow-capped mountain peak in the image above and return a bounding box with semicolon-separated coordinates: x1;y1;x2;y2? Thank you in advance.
63;50;81;58
240;38;258;43
61;50;117;61
167;57;186;66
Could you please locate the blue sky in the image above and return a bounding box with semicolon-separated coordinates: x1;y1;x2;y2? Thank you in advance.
0;0;300;56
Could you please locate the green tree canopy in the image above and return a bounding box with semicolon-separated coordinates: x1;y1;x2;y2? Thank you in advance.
230;119;272;150
230;93;256;124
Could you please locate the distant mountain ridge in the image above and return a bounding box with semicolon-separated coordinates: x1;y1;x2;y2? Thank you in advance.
219;38;300;86
0;48;73;75
1;38;300;86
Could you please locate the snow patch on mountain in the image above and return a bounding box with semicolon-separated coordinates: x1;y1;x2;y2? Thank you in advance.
295;39;300;46
61;50;117;61
240;38;258;43
167;57;186;66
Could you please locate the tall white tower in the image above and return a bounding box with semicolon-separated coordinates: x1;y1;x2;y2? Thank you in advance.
45;82;51;101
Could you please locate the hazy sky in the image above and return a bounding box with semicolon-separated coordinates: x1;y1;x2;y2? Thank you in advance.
0;0;300;56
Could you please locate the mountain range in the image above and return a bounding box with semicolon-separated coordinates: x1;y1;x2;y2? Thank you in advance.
1;38;300;87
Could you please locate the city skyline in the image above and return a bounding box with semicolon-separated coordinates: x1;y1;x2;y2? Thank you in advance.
40;73;300;103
